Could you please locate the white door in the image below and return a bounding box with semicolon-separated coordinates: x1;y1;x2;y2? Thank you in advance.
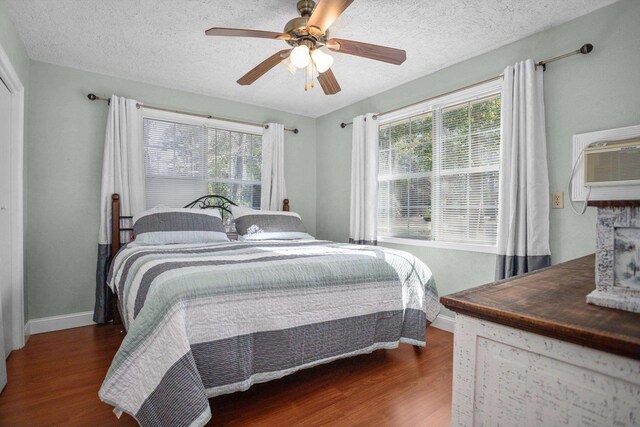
0;78;12;391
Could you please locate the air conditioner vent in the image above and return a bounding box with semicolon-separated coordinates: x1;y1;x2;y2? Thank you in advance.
584;139;640;187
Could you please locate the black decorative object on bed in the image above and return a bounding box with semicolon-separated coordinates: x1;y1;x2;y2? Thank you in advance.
184;194;236;216
183;195;239;238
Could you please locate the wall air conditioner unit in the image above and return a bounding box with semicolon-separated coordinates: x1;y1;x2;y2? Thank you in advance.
572;125;640;202
584;139;640;186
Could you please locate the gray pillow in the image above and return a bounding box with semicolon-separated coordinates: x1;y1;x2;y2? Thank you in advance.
133;207;230;244
230;206;315;241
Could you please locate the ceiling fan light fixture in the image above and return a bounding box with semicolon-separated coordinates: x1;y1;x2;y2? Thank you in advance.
282;56;297;74
290;45;311;68
311;48;333;73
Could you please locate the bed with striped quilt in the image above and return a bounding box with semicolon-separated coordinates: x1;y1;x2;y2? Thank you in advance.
99;239;440;427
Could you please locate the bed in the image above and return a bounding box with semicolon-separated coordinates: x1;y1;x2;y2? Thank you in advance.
99;194;441;427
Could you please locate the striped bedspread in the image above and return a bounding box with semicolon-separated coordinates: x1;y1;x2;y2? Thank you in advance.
99;240;440;427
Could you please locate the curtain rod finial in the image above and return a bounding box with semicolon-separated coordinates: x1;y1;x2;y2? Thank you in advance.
340;122;347;128
293;128;299;134
580;43;594;54
87;93;97;101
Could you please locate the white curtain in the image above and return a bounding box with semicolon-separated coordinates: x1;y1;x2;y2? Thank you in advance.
94;95;145;323
349;113;379;245
261;123;287;211
496;59;551;279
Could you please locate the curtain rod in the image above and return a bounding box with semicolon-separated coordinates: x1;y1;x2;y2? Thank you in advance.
87;94;300;134
339;43;593;128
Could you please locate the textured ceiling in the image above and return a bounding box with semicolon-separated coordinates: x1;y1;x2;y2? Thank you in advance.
7;0;617;118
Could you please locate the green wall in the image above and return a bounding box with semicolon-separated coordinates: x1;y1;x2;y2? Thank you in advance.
315;0;640;317
7;0;640;321
25;61;316;319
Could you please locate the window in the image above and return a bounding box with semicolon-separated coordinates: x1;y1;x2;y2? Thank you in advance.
143;111;263;211
377;82;501;251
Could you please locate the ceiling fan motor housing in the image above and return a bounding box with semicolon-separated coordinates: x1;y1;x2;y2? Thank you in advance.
284;0;328;47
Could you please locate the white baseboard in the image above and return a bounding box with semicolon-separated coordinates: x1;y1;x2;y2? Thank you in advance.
24;311;95;336
430;314;455;333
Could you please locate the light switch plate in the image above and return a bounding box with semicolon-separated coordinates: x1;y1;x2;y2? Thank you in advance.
552;192;564;209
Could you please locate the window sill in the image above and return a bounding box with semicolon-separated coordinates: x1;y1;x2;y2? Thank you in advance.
377;236;497;254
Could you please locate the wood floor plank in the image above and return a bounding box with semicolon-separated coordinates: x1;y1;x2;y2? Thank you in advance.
0;325;452;426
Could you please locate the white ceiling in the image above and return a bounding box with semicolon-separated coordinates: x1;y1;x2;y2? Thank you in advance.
7;0;617;118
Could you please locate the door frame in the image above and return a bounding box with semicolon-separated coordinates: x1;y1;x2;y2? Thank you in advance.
0;42;25;350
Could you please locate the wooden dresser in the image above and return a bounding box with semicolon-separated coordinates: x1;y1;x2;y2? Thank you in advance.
441;255;640;427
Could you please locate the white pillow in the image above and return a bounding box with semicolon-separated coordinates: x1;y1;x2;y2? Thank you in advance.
230;206;315;241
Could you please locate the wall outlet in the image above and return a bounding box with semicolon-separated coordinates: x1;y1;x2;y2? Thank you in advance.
552;192;564;209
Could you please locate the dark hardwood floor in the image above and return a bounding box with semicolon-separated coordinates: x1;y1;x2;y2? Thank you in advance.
0;325;453;426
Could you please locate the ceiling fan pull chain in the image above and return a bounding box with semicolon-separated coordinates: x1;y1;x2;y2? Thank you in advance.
311;61;316;89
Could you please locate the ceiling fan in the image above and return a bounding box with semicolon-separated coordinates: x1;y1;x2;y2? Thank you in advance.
205;0;407;95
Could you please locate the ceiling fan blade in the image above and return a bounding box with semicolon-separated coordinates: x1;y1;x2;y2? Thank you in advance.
237;49;291;86
306;0;354;34
205;27;292;41
326;38;406;65
317;69;341;95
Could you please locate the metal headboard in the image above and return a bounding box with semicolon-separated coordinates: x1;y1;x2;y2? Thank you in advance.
183;195;237;228
183;194;237;210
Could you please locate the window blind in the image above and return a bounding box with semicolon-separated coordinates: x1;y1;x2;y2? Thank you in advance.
143;118;262;210
378;112;434;240
378;93;501;246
